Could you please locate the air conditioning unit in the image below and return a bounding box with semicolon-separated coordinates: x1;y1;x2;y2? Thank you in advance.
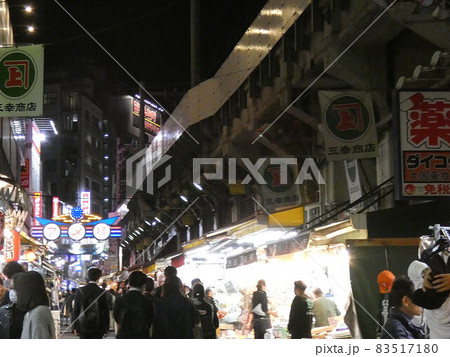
304;204;321;228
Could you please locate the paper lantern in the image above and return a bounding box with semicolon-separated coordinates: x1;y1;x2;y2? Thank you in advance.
24;250;37;262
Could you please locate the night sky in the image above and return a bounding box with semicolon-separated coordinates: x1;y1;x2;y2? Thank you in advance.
12;0;267;92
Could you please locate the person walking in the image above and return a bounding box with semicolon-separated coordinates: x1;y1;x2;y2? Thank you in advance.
113;271;153;339
312;287;341;327
380;276;425;339
13;271;56;339
288;280;314;339
249;279;276;339
143;277;157;311
0;261;26;338
152;276;198;338
191;284;217;339
0;261;24;307
73;268;109;339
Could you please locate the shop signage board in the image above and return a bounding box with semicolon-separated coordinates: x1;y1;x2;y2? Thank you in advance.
260;160;301;213
0;45;44;117
33;192;42;225
52;197;59;218
344;160;363;203
225;249;257;269
20;159;30;188
266;236;309;258
80;191;90;214
319;91;378;161
397;91;450;198
132;97;162;136
32;216;121;241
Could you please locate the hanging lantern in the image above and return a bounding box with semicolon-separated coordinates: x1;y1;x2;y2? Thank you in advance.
3;228;21;262
24;249;37;262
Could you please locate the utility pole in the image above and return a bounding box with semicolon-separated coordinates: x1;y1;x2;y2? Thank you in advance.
190;0;200;87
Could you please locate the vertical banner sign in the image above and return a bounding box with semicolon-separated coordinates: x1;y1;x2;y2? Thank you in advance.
3;229;21;262
0;45;44;117
33;192;42;225
20;158;30;188
52;197;59;218
319;91;378;161
344;160;363;203
398;91;450;198
81;191;91;214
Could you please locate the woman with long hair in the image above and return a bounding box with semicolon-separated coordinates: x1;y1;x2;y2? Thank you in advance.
152;276;198;338
13;271;56;339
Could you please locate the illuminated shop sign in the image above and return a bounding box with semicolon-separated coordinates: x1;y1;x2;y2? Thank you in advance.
32;216;121;241
132;98;162;136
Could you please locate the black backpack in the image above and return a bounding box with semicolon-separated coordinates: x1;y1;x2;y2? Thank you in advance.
117;299;148;338
78;288;101;332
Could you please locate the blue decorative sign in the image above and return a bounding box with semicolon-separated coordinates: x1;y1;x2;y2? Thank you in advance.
70;206;84;220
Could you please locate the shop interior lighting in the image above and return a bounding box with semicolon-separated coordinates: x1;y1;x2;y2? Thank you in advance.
24;5;33;13
154;217;162;223
138;227;144;232
27;25;35;33
145;220;151;226
152;221;157;226
237;229;286;246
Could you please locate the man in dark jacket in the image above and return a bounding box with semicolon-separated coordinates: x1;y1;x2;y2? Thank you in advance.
73;268;109;338
113;271;153;338
380;276;425;339
288;280;314;339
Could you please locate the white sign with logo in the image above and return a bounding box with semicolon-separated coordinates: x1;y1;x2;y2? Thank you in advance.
0;45;44;117
319;91;378;161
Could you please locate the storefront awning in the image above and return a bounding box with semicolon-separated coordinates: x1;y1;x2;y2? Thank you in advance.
309;216;367;247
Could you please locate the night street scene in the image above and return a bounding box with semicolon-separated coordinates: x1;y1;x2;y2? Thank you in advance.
1;0;450;352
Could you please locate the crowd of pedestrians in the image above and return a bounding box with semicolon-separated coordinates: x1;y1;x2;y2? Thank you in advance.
2;256;449;340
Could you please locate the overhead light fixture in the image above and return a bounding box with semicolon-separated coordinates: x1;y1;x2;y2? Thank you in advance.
430;51;450;68
180;195;188;203
154;217;161;223
27;25;35;33
193;183;203;191
152;221;157;226
135;230;141;235
145;220;151;226
138;227;144;232
24;5;33;13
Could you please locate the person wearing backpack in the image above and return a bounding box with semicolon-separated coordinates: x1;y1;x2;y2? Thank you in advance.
73;268;109;339
113;271;153;339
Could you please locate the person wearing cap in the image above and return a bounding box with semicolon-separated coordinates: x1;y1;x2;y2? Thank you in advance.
376;270;395;337
288;280;314;339
380;276;424;339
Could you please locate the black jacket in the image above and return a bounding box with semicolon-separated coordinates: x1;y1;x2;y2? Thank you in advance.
288;295;313;339
73;283;109;337
152;294;198;339
380;307;425;339
113;290;153;339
